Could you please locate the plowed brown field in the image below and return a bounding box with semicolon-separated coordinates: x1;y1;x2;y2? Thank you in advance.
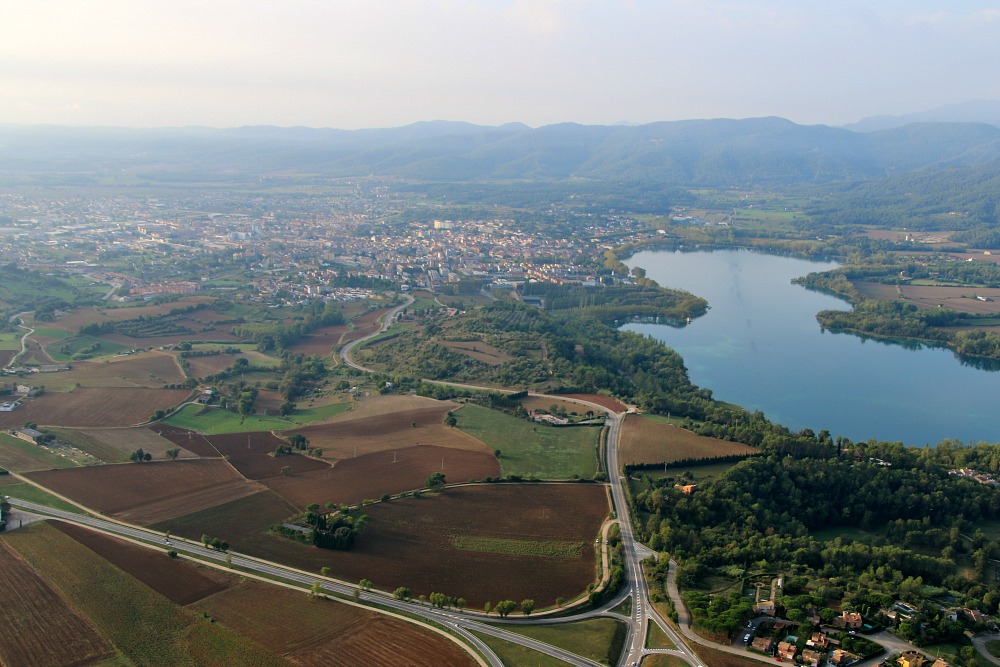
50;351;185;389
854;281;1000;315
263;444;500;508
51;297;216;330
619;414;757;466
153;425;221;457
0;540;114;666
288;324;351;356
26;459;263;523
186;483;606;607
52;521;231;605
74;427;198;461
0;387;191;428
558;393;628;413
192;581;476;667
183;353;236;379
288;397;489;461
207;431;330;480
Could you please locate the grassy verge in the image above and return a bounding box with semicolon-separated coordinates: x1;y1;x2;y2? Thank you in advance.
2;482;86;513
3;523;285;666
161;402;350;435
497;618;625;665
455;404;599;479
471;632;569;667
450;535;584;559
646;620;675;649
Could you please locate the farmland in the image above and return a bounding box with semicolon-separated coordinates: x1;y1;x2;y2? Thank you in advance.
207;430;330;479
0;432;78;472
0;386;192;428
288;323;352;356
454;403;600;479
288;396;490;461
162;401;351;435
36;351;185;391
0;539;114;667
618;413;758;467
263;444;500;507
2;522;286;666
25;459;264;524
439;339;516;365
64;425;198;462
854;281;1000;316
192;581;477;667
183;351;238;378
166;483;608;607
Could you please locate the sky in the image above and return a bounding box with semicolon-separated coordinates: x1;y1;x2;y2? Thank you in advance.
1;0;998;130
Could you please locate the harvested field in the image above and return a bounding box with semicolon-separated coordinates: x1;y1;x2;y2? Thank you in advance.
619;414;757;467
203;483;605;607
520;395;595;415
253;388;285;414
287;398;489;461
263;444;500;508
25;459;264;524
152;425;221;457
207;430;330;480
43;351;185;390
192;581;476;667
50;296;216;331
0;540;114;667
352;307;390;330
439;339;515;365
0;432;77;472
52;521;231;605
854;281;1000;315
152;490;300;554
75;426;198;461
0;387;192;428
288;324;351;356
558;393;629;413
0;349;14;366
183;352;236;378
99;322;242;348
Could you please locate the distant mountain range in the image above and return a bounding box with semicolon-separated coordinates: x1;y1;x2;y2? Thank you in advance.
2;113;1000;188
844;100;1000;132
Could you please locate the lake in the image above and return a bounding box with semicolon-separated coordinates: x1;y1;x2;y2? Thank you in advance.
623;248;1000;446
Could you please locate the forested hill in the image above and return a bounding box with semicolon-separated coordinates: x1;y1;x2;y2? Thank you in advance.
3;117;1000;187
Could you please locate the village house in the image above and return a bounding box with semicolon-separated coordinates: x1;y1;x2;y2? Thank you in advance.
800;648;822;667
751;636;774;653
807;631;830;649
830;648;861;665
11;427;43;444
834;610;863;629
776;641;796;661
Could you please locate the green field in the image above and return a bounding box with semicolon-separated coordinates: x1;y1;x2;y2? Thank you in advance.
45;335;130;362
646;620;675;649
1;481;84;513
638;460;743;484
161;402;350;435
450;535;584;559
471;632;569;667
455;404;599;479
0;332;22;350
3;523;285;666
0;433;79;471
498;618;625;666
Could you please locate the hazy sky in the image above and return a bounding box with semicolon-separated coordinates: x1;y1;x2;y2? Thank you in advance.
1;0;998;129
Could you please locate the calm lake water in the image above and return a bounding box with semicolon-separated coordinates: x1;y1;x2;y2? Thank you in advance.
623;248;1000;446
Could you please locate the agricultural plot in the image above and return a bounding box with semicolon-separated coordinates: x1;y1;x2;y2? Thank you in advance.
207;430;330;480
182;352;237;378
153;425;222;457
618;414;757;467
3;523;286;666
455;404;600;479
0;432;78;472
263;444;500;508
48;296;217;331
37;351;185;391
558;393;629;413
439;339;516;365
288;396;489;461
0;540;114;667
520;395;597;415
52;521;231;605
288;323;352;356
70;426;198;461
163;401;352;435
0;386;191;428
192;581;477;667
175;483;607;607
25;459;264;524
854;281;1000;315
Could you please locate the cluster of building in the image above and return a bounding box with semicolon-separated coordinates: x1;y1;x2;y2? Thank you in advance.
948;468;998;486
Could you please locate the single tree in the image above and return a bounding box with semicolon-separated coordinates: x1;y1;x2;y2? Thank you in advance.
311;580;323;597
426;471;446;491
521;599;534;616
495;600;517;618
393;586;412;601
483;601;492;615
321;566;331;576
455;597;466;611
165;447;181;460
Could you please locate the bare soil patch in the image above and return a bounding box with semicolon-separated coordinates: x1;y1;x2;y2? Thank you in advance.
193;580;476;667
287;397;489;461
520;395;595;415
207;430;330;480
439;340;515;365
183;353;236;379
152;425;221;457
0;540;115;667
51;520;231;605
263;444;500;508
253;388;285;415
0;350;14;366
619;414;757;466
26;459;263;523
288;324;351;356
854;280;1000;315
51;296;216;331
0;387;191;428
558;393;628;413
53;351;185;388
76;426;198;461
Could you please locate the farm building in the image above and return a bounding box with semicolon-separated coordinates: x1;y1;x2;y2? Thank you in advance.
11;427;43;444
0;401;18;412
